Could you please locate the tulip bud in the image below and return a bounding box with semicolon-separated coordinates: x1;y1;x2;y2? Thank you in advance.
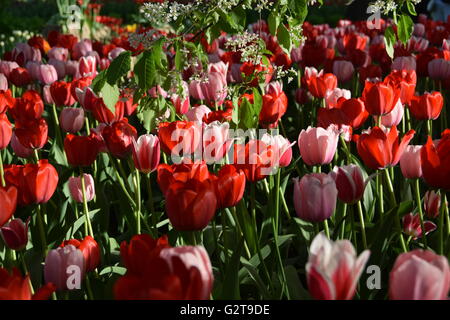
132;134;160;174
400;145;422;179
48;58;66;80
68;174;95;203
402;212;436;240
10;132;33;158
293;173;338;222
37;64;58;85
0;218;29;250
44;245;85;291
330;164;365;204
298;125;340;166
59;107;85;133
424;190;441;219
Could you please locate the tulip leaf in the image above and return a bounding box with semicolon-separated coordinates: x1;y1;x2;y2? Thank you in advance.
221;240;242;299
397;14;414;45
99;266;127;276
65;210;100;240
100;82;120;114
284;265;311;300
106;51;131;85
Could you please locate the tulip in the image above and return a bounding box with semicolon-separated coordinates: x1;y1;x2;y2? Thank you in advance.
330;165;365;204
157;162;211;196
78;56;97;78
14;118;48;149
148;85;167;98
421;130;450;190
44;245;85;291
385;69;417;105
375;99;404;128
12;43;41;66
356;126;415;170
362;80;399;116
215;164;246;209
318;98;368;129
0;113;12;150
132;134;160;174
59;107;85;134
0;268;55;300
166;178;217;231
324;88;351;109
261;133;294;168
72;39;93;60
47;47;69;61
389;250;450;300
10;132;33;158
202;121;231;163
259;81;288;128
36;64;58;85
70;76;93;102
233;140;277;182
333;60;354;82
10;90;43;122
295;88;312;105
50;81;76;106
102;119;138;158
0;186;18;227
424;190;441;219
391;56;416;71
409;92;443;120
60;236;100;272
0;90;14;115
158;121;201;158
402;213;436;240
298;125;340;166
0;218;29;250
0;61;19;78
64;133;101;167
306;72;338;99
189;62;228;105
9;67;32;87
428;58;450;80
91;97;124;124
169;81;190;115
68;174;95;203
400;145;423;179
185;105;211;122
0;73;7;91
65;60;79;77
306;233;370;300
48;58;66;79
293;173;337;222
75;86;98;112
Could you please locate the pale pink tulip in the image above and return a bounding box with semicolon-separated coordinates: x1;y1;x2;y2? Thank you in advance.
59;107;85;133
298;125;340;166
400;145;422;179
333;60;354;82
68;174;95;203
131;134;160;173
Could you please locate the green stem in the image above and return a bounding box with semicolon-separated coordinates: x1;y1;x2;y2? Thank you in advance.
80;168;94;237
36;205;47;256
0;151;5;187
147;172;156;231
357;201;368;249
134;169;141;234
323;220;330;238
413;179;427;247
20;252;34;294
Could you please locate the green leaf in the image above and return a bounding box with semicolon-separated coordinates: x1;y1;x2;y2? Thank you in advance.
106;51;131;85
99;266;127;276
134;50;155;91
285;265;311;300
268;11;281;36
239;96;255;129
288;0;308;25
252;87;263;115
397;14;414;45
91;69;107;93
65;210;100;240
100;82;120;114
384;26;396;59
407;1;417;16
221;240;242;299
277;23;292;54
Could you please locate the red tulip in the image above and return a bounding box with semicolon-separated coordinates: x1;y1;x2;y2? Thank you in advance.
330;164;366;204
306;233;370;300
0;90;15;114
64;133;101;167
91;97;124;124
0;218;29;250
318;98;368;129
14;118;48;149
385;70;417;104
233;140;277;182
50;81;76;106
215;164;246;209
356;126;415;170
158;121;201;157
70;76;93;102
389;250;450;300
60;236;100;272
157;161;210;196
9;67;32;87
421;130;450;190
0;268;55;300
409;92;443;120
0;186;18;227
362;80;400;116
306;72;337;99
0;113;12;150
259;81;288;128
10;90;43;122
102;119;137;158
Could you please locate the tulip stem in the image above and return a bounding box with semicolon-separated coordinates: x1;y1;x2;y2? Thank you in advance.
108;155;136;207
439;192;446;255
134;169;141;234
413;179;427;248
357;201;368;249
340;203;347;239
0;151;5;187
146;173;157;232
80;168;94;238
323;220;330;238
36;205;47;256
384;169;397;206
426;120;433;137
20;251;34;295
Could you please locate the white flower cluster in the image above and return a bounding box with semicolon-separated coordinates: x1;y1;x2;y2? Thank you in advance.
289;24;307;46
225;31;265;64
272;65;297;83
128;30;163;49
140;1;196;26
368;0;398;14
254;0;274;12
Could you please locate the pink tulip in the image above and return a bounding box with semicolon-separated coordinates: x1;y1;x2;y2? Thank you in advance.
37;64;58;85
185;105;212;122
10;132;33;158
330;164;365;204
44;245;85;291
99;58;110;70
108;47;126;61
131;134;160;174
424;190;441;219
402;213;436;240
391;56;416;71
306;233;370;300
0;218;29;251
293;173;337;222
400;145;422;179
12;43;41;65
25;61;40;80
68;174;95;203
48;58;67;80
72;39;93;60
43;85;55;105
375;99;404;128
189;62;228;105
170;81;190;115
413;23;425;37
0;60;19;78
325;88;351;109
65;60;79;77
298;125;340;166
290;46;303;63
47;47;69;61
148;85;167;98
0;73;7;91
261;133;295;168
428;59;450;80
78;56;97;78
202;121;231;163
59;107;85;133
333;60;354;82
159;246;214;300
75;86;98;111
389;249;450;300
